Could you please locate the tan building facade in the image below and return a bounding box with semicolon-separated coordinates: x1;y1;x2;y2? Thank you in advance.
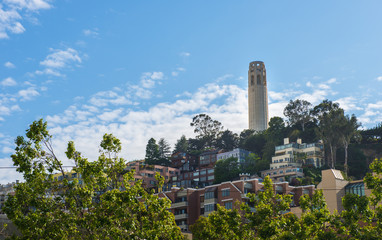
248;61;268;131
317;169;371;213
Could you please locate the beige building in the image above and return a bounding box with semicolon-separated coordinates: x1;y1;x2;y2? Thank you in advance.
248;61;268;131
317;169;371;213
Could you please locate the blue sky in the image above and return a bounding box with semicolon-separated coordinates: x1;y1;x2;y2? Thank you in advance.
1;0;382;183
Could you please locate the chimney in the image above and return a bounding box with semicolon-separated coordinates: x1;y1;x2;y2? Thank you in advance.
284;138;289;145
297;138;302;144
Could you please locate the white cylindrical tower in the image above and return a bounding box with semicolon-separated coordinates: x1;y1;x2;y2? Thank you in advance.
248;61;268;131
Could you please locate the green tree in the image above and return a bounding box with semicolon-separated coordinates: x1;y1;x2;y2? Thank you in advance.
316;108;344;168
311;99;340;121
283;99;312;132
262;117;286;163
191;204;253;239
214;157;240;184
190;114;223;148
238;129;255;148
216;129;239;151
339;114;360;174
242;153;268;175
4;119;184;239
242;176;293;239
240;131;265;157
173;135;188;153
158;138;171;166
145;137;160;165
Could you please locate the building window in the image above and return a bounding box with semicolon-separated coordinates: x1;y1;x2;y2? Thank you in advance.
208;175;214;180
224;202;233;210
222;189;230;197
207;169;214;174
205;191;215;199
345;183;365;196
205;203;215;212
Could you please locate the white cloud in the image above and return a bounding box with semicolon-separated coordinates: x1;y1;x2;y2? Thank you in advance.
0;0;52;39
40;48;81;68
98;108;124;122
335;97;363;111
151;72;164;80
268;90;302;102
89;90;132;107
83;28;99;37
2;146;13;154
171;67;186;77
215;74;234;83
366;101;382;110
377;76;382;81
180;52;190;57
133;86;152;99
327;78;337;84
36;48;82;77
42;83;250;163
4;0;52;11
140;72;164;88
4;61;15;68
18;87;39;100
1;77;17;86
35;68;63;77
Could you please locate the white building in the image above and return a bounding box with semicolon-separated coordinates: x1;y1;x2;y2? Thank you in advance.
261;138;324;182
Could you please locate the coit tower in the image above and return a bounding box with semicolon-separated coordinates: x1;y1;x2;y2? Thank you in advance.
248;61;268;131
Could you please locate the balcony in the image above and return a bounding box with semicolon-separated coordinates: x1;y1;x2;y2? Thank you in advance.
174;213;188;220
204;198;217;205
177;191;188;197
171;201;188;208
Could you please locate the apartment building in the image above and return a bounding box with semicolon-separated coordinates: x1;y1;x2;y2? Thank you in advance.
126;160;180;190
171;150;219;188
159;176;315;232
216;148;252;164
261;138;324;182
199;150;220;169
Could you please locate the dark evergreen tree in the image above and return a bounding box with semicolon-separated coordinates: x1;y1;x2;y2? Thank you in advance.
173;135;188;153
145;138;160;165
216;129;239;151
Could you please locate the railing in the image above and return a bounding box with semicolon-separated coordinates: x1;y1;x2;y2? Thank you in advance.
171;201;188;208
174;213;188;220
204;198;217;204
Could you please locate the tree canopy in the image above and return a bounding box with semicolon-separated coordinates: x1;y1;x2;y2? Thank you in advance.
4;119;184;239
283;99;312;132
192;160;382;239
190;114;223;148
